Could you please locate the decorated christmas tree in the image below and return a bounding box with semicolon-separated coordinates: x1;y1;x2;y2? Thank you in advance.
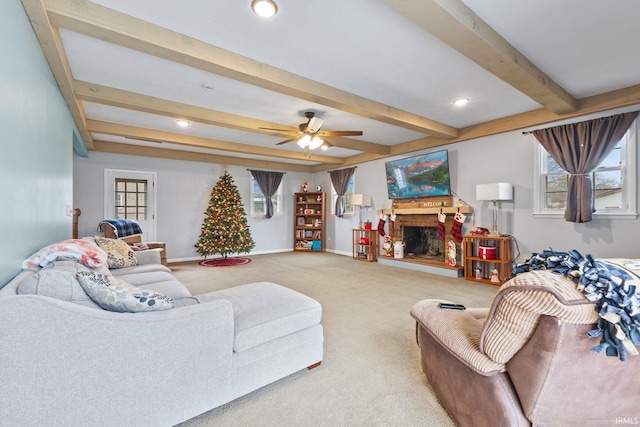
195;171;255;259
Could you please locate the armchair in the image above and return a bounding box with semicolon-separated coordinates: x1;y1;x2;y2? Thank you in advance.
98;219;168;266
411;269;640;426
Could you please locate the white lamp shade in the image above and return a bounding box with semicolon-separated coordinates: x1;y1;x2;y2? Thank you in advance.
351;194;371;207
297;135;311;148
476;183;513;201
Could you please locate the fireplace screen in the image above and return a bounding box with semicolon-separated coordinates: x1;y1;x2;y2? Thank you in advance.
403;226;443;260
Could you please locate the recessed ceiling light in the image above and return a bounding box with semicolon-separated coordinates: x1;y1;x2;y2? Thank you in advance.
176;120;190;127
251;0;278;18
452;97;470;106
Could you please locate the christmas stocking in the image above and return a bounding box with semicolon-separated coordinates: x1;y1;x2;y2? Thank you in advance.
437;212;446;241
377;214;388;236
451;212;466;243
389;213;396;237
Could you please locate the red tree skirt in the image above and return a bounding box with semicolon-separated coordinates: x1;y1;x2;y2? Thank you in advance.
199;257;251;267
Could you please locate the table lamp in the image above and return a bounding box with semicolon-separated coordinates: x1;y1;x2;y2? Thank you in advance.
351;194;371;228
476;183;512;235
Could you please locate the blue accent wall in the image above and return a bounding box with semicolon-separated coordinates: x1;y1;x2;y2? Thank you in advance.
0;0;79;286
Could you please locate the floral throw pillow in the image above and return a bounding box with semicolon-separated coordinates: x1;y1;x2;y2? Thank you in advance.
94;237;138;269
76;271;174;312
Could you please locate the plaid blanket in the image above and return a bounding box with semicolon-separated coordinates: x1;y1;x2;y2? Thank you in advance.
512;250;640;361
99;219;143;238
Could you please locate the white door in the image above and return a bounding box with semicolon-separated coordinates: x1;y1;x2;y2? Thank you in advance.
104;169;157;241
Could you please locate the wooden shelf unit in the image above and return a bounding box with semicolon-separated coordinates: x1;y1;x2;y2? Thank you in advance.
463;234;513;285
294;192;325;252
352;228;378;262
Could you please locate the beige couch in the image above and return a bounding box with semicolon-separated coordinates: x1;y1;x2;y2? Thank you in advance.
0;238;323;427
411;269;640;426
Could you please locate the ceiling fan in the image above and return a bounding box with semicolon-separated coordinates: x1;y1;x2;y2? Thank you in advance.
261;111;363;150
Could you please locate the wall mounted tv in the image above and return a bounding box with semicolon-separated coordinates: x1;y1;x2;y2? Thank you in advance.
385;150;451;199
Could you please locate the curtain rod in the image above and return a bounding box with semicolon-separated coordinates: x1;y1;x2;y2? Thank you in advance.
247;169;286;173
326;166;357;172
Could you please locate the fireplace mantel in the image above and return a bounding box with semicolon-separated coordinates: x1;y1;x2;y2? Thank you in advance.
378;206;473;216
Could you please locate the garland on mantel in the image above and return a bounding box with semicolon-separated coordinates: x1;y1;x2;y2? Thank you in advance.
511;249;640;361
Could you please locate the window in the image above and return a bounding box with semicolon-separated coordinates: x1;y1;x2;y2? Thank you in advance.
250;176;282;216
114;178;148;220
332;174;355;215
534;119;637;218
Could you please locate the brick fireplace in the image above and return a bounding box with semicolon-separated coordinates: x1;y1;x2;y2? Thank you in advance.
392;212;461;268
378;197;472;274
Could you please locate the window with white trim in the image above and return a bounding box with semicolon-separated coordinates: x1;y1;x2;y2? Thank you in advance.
534;119;637;218
250;176;282;216
114;178;148;220
331;174;355;215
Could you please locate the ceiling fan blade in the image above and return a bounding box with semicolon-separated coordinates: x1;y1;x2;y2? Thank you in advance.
318;130;363;137
276;137;299;145
258;127;296;132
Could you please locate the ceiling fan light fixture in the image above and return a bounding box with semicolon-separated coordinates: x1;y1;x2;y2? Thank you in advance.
251;0;278;18
452;97;470;106
309;137;324;150
297;135;311;148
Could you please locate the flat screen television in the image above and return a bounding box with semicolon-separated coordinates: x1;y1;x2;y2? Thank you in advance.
385;150;451;199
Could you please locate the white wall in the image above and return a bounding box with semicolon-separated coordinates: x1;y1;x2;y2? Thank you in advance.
343;111;640;261
74;152;312;261
74;110;640;264
0;0;78;286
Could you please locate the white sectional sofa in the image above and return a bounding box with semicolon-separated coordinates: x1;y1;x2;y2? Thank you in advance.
0;238;323;427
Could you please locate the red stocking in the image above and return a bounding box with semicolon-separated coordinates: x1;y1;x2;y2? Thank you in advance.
377;214;388;236
437;212;446;241
389;213;396;237
451;212;466;243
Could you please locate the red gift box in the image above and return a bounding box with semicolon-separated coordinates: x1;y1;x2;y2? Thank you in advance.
360;237;370;244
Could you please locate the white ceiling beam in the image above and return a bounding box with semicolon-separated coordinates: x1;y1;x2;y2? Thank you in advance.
384;0;578;115
86;120;346;165
44;0;459;139
92;140;317;172
74;81;390;155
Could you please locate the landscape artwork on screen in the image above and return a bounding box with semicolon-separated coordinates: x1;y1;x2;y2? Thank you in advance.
385;150;452;199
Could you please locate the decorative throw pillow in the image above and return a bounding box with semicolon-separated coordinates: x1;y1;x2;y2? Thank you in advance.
18;270;97;306
94;237;139;269
76;271;174;312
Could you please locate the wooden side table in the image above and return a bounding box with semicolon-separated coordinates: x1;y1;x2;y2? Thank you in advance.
353;228;378;262
463;234;512;285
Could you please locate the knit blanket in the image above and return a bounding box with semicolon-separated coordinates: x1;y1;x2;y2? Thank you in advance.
511;250;640;361
98;219;143;238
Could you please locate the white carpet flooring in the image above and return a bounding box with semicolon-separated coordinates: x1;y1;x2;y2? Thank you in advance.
171;252;499;427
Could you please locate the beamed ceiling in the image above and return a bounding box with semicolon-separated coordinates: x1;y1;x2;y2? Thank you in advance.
21;0;640;172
